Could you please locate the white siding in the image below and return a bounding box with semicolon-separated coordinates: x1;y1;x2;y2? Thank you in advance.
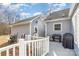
11;23;30;38
31;16;45;37
38;18;45;37
72;6;79;55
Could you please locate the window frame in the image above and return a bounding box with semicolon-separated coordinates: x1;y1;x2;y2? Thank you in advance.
53;23;62;32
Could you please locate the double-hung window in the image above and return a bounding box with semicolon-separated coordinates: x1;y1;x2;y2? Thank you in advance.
53;23;62;31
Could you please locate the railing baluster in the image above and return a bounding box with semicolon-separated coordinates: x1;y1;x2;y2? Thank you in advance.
42;40;43;54
44;39;45;53
40;40;42;56
29;43;31;56
37;41;38;56
46;39;47;52
45;38;46;52
35;41;36;56
41;40;43;55
44;39;46;53
0;51;1;56
43;40;44;54
46;38;49;51
38;41;39;56
6;49;9;56
42;40;43;55
19;39;25;56
39;41;40;56
25;43;27;56
13;46;15;56
32;42;33;56
41;40;42;55
45;39;47;52
47;37;49;52
39;40;40;56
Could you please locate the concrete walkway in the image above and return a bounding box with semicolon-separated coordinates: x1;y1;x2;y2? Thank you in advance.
47;41;76;56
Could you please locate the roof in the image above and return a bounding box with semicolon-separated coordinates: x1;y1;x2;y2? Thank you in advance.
15;15;38;24
45;8;70;21
10;15;39;26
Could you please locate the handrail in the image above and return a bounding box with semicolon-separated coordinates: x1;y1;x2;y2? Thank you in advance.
25;35;44;38
0;36;49;56
0;43;19;52
24;37;48;43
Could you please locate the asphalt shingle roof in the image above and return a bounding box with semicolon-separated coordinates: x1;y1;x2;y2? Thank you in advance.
14;15;38;24
45;8;70;21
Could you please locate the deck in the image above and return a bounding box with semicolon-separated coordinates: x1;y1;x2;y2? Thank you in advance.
47;41;76;56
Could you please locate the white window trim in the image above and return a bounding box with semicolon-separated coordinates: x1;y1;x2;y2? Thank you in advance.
53;23;62;32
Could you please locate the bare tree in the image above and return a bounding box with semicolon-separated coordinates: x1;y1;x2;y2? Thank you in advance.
48;3;52;16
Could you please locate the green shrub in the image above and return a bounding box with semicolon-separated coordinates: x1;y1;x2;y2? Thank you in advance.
10;35;17;43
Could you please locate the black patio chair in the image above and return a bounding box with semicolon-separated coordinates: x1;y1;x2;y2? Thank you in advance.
52;34;61;42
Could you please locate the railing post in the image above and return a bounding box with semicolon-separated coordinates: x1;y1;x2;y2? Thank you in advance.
28;35;31;40
47;36;49;52
19;39;25;56
25;35;31;40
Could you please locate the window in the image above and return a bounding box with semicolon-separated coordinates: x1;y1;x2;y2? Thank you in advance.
53;23;62;31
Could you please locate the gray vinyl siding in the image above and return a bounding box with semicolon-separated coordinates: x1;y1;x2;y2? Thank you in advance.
37;18;45;37
31;18;38;36
31;16;45;37
11;23;30;38
46;19;71;39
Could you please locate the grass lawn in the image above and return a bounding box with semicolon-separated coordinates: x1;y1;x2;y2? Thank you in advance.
0;35;10;48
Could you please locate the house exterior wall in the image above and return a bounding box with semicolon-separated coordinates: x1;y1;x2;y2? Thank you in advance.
46;19;71;40
71;5;79;55
31;16;45;37
37;18;45;37
11;23;30;38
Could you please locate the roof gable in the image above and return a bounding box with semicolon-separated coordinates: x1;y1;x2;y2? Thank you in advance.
45;8;70;21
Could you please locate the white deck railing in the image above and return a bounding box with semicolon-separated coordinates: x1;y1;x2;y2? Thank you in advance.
0;43;19;56
0;36;49;56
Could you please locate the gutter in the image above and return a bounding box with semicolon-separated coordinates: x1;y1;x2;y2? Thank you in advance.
44;17;70;23
10;15;40;27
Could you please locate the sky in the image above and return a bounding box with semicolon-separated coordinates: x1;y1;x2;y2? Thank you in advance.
0;3;72;23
